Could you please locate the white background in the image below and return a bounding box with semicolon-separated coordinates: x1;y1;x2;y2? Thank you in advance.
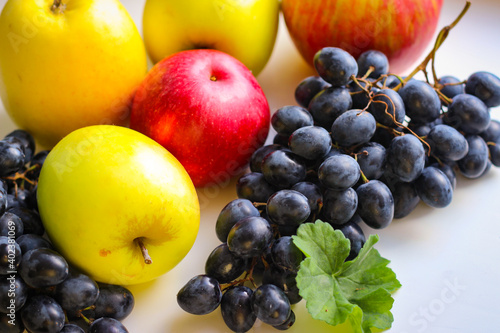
1;0;500;332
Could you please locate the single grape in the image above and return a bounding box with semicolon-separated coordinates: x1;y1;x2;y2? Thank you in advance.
0;236;21;275
337;221;366;261
54;271;99;314
227;216;273;258
16;234;52;254
438;76;464;101
398;80;441;123
444;93;490;134
93;283;134;321
480;119;500;143
266;190;310;227
357;50;389;78
289;126;332;160
5;130;35;164
294;76;330;108
0;312;24;333
0;212;23;239
250;144;284;173
290;181;323;220
318;154;360;190
271;105;314;136
215;198;260;243
261;150;306;189
273;310;296;330
414;167;453;208
60;324;86;333
7;207;44;236
427;124;469;161
0;275;28;313
220;286;256;333
313;47;358;87
356;180;394;229
429;162;457;190
307;86;352;129
457;135;489;178
21;295;65;333
385;134;426;182
0;141;25;178
177;275;222;315
369;88;406;127
271;236;304;273
331;110;377;147
355;142;386;180
465;71;500;107
388;181;420;219
19;248;69;288
252;284;291;326
205;243;247;283
322;187;358;226
89;317;129;333
273;133;290;147
236;172;277;203
262;265;301;305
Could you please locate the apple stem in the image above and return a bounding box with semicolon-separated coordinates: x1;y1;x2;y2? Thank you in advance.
135;238;153;264
51;0;65;14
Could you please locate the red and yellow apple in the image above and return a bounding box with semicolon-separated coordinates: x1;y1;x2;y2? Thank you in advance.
130;49;270;188
281;0;443;74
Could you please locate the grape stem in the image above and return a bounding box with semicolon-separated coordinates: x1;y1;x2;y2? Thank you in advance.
393;1;472;91
135;238;153;264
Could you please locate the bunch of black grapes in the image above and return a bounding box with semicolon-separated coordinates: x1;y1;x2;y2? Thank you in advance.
177;46;500;332
0;130;135;333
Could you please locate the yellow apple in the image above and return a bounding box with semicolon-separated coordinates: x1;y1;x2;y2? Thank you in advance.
0;0;148;148
37;125;200;285
142;0;279;76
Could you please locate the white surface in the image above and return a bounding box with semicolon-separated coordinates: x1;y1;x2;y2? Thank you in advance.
1;0;500;332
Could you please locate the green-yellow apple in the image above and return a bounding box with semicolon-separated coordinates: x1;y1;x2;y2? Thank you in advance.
37;125;200;285
130;49;270;188
142;0;279;76
0;0;148;148
281;0;443;74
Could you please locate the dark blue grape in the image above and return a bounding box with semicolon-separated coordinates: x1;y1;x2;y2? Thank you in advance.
295;76;330;108
0;275;28;313
307;87;352;129
0;312;24;333
385;134;426;182
398;80;441;123
290;181;323;220
15;234;52;254
205;243;247;283
0;141;25;178
427;124;469;161
349;79;372;110
227;216;273;258
356;180;394;229
382;75;403;89
89;317;128;333
457;135;489;178
252;284;291;326
337;221;366;261
54;271;99;314
371;126;396;148
236;172;277;203
5;130;35;164
261;150;306;189
273;310;296;330
355;142;386;180
92;284;134;321
480;119;500;143
444;93;490;134
60;324;85;333
357;50;389;78
318;154;360;190
177;275;222;315
19;248;69;288
221;286;256;333
0;212;23;239
215;198;260;243
490;141;500;167
7;207;44;236
389;181;420;219
262;265;301;305
0;236;21;275
314;47;358;87
438;76;464;101
266;190;310;227
21;295;65;333
429;162;457;190
465;71;500;107
415;167;453;208
289;126;332;160
271;106;314;136
271;236;304;273
322;188;358;226
273;133;290;147
331;110;376;147
369;89;406;127
250;144;284;173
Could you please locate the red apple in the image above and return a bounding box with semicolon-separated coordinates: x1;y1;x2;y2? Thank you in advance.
130;49;270;187
281;0;443;74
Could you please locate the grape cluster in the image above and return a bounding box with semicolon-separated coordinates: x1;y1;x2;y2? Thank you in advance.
178;46;500;332
0;130;134;333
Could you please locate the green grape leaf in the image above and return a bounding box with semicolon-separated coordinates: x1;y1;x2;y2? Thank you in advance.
292;220;401;332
